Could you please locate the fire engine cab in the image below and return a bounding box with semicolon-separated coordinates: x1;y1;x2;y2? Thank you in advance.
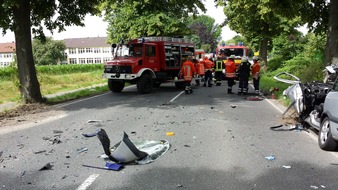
102;37;195;93
215;42;249;66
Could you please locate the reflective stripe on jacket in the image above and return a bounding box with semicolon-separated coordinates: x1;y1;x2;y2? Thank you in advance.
225;60;237;78
195;62;205;75
215;60;223;72
180;60;196;81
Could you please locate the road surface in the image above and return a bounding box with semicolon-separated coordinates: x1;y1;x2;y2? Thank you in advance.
1;82;338;190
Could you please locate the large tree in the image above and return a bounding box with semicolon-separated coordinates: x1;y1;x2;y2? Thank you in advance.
187;15;222;52
100;0;206;43
215;0;303;64
0;0;103;103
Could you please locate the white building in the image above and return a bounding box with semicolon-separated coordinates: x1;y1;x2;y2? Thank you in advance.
0;37;113;66
0;42;15;67
64;37;113;64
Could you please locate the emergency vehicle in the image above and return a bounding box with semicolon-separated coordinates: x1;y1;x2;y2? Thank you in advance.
102;37;195;93
215;42;249;66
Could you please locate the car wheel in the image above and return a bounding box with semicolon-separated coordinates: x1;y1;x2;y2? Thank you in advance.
318;117;338;151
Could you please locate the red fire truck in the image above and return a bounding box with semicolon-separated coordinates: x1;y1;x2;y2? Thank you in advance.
102;37;195;93
215;43;249;66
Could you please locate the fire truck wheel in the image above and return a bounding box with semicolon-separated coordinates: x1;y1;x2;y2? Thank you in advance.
137;74;153;94
108;80;125;93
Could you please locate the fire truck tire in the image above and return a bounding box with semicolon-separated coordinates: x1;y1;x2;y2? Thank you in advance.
108;80;125;93
137;74;153;94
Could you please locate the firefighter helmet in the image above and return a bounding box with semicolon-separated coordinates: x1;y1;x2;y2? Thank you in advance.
241;57;248;62
229;55;236;59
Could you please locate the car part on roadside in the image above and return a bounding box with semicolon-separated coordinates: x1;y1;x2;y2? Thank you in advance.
97;129;170;164
274;65;338;151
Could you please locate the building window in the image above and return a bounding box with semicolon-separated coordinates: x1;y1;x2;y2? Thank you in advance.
4;53;12;58
103;47;110;53
87;58;93;64
86;48;92;53
94;58;101;63
79;58;86;64
69;58;77;64
103;57;112;63
93;48;101;53
0;54;2;58
78;48;85;54
69;48;77;54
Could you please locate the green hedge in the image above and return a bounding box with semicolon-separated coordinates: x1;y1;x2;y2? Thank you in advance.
0;64;104;80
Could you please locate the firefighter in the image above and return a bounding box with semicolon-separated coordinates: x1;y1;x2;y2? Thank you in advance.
251;56;261;95
214;57;225;86
225;55;237;94
237;57;251;95
180;56;196;94
203;56;214;87
194;58;205;86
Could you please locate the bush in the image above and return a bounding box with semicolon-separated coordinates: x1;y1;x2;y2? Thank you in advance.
267;55;284;71
0;67;18;80
36;64;104;75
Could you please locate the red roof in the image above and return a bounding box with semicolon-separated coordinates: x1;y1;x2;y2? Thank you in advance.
0;42;16;53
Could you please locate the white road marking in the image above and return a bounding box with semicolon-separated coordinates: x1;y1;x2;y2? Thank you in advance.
55;85;135;108
170;91;185;102
76;174;100;190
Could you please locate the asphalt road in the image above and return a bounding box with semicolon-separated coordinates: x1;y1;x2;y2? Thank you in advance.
1;81;338;190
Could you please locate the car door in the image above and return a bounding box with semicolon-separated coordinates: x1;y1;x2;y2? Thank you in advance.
324;77;338;120
143;44;159;71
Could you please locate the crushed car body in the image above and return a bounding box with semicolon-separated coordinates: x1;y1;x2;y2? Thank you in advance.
274;65;338;151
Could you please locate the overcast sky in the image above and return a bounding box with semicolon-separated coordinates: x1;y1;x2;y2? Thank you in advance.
0;0;237;43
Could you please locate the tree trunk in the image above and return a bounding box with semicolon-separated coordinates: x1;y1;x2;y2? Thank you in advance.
259;22;269;66
324;0;338;66
12;0;43;103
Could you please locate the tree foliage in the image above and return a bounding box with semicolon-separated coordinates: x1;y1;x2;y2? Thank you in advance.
32;37;66;65
100;0;206;43
187;15;222;52
0;0;104;103
215;0;303;64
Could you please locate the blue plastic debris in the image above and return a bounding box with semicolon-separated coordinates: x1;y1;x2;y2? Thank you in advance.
105;162;124;171
265;155;276;161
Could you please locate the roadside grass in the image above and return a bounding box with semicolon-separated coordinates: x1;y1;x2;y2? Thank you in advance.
0;69;107;104
46;85;109;104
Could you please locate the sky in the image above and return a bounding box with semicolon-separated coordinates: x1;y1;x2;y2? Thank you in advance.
0;0;237;43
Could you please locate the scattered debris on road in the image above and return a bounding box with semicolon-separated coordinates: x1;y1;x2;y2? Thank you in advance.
96;129;170;165
246;96;263;101
39;163;53;171
166;132;175;136
282;165;291;169
265;155;276;161
77;147;88;153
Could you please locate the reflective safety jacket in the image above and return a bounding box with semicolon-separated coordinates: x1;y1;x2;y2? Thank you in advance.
225;59;237;78
203;59;214;71
195;61;205;75
215;60;224;72
251;61;261;79
180;60;196;81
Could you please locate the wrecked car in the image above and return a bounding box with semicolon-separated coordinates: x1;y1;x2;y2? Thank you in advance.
274;65;338;151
